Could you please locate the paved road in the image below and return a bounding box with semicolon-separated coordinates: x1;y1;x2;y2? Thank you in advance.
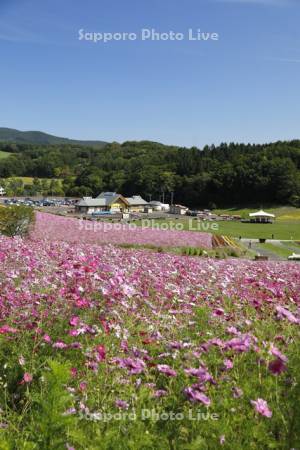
241;239;283;261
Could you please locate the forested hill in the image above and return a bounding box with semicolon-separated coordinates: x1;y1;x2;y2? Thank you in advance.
0;139;299;207
0;128;107;148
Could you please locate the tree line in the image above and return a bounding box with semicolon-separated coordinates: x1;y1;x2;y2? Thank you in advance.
0;140;299;207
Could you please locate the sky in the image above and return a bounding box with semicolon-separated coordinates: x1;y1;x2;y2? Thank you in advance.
0;0;299;147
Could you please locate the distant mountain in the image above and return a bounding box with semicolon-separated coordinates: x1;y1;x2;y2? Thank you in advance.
0;128;108;147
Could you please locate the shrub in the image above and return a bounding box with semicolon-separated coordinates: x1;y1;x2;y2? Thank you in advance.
0;205;35;237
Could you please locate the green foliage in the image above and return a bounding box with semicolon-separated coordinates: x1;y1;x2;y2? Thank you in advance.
139;217;300;240
0;304;299;448
0;139;300;206
181;247;204;256
0;205;35;237
27;360;80;450
0;151;11;160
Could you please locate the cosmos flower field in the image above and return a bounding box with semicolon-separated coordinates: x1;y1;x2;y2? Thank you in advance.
0;213;299;449
33;212;213;248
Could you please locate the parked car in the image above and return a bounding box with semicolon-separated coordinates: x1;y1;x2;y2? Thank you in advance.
186;210;198;217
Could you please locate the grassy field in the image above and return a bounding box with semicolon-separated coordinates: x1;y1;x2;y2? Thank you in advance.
0;150;11;159
209;220;300;240
256;242;295;259
214;206;300;221
137;217;300;240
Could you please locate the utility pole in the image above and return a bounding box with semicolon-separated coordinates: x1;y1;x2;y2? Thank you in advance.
171;191;174;206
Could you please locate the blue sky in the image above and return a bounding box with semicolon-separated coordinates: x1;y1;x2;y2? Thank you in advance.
0;0;299;147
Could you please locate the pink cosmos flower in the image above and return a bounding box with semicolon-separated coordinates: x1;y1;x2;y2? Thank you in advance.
184;367;213;383
53;341;67;349
223;359;233;370
115;399;129;409
69;316;80;327
184;387;211;406
79;382;87;391
94;344;106;361
113;357;146;375
226;326;239;335
69;329;81;337
120;340;129;352
22;372;33;383
157;364;177;377
0;325;18;334
276;306;299;324
122;284;136;298
269;344;288;362
153;389;168;398
250;398;272;418
70;367;78;378
43;334;51;343
225;334;252;353
212;308;225;317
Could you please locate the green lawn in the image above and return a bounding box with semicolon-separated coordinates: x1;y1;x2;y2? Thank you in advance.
0;150;11;160
213;206;300;221
210;220;300;240
137;217;300;240
256;242;294;259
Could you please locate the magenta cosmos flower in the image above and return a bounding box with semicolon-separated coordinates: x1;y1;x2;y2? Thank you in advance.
115;399;129;410
184;367;213;383
114;357;146;375
268;359;287;375
184;387;211;406
157;364;177;377
250;398;272;418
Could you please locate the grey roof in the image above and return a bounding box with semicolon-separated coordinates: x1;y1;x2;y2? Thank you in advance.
98;192;130;205
171;204;188;209
149;201;161;206
126;195;148;206
76;198;107;207
77;192;130;208
96;192;121;204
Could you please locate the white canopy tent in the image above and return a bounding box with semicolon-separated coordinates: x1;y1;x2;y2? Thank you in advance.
249;210;275;223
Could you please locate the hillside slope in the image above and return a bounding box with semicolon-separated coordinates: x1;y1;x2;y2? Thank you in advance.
0;127;108;148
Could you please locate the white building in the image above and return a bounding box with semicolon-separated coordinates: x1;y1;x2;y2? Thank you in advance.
170;204;188;215
75;192;149;215
148;201;170;211
125;195;149;212
0;186;5;196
